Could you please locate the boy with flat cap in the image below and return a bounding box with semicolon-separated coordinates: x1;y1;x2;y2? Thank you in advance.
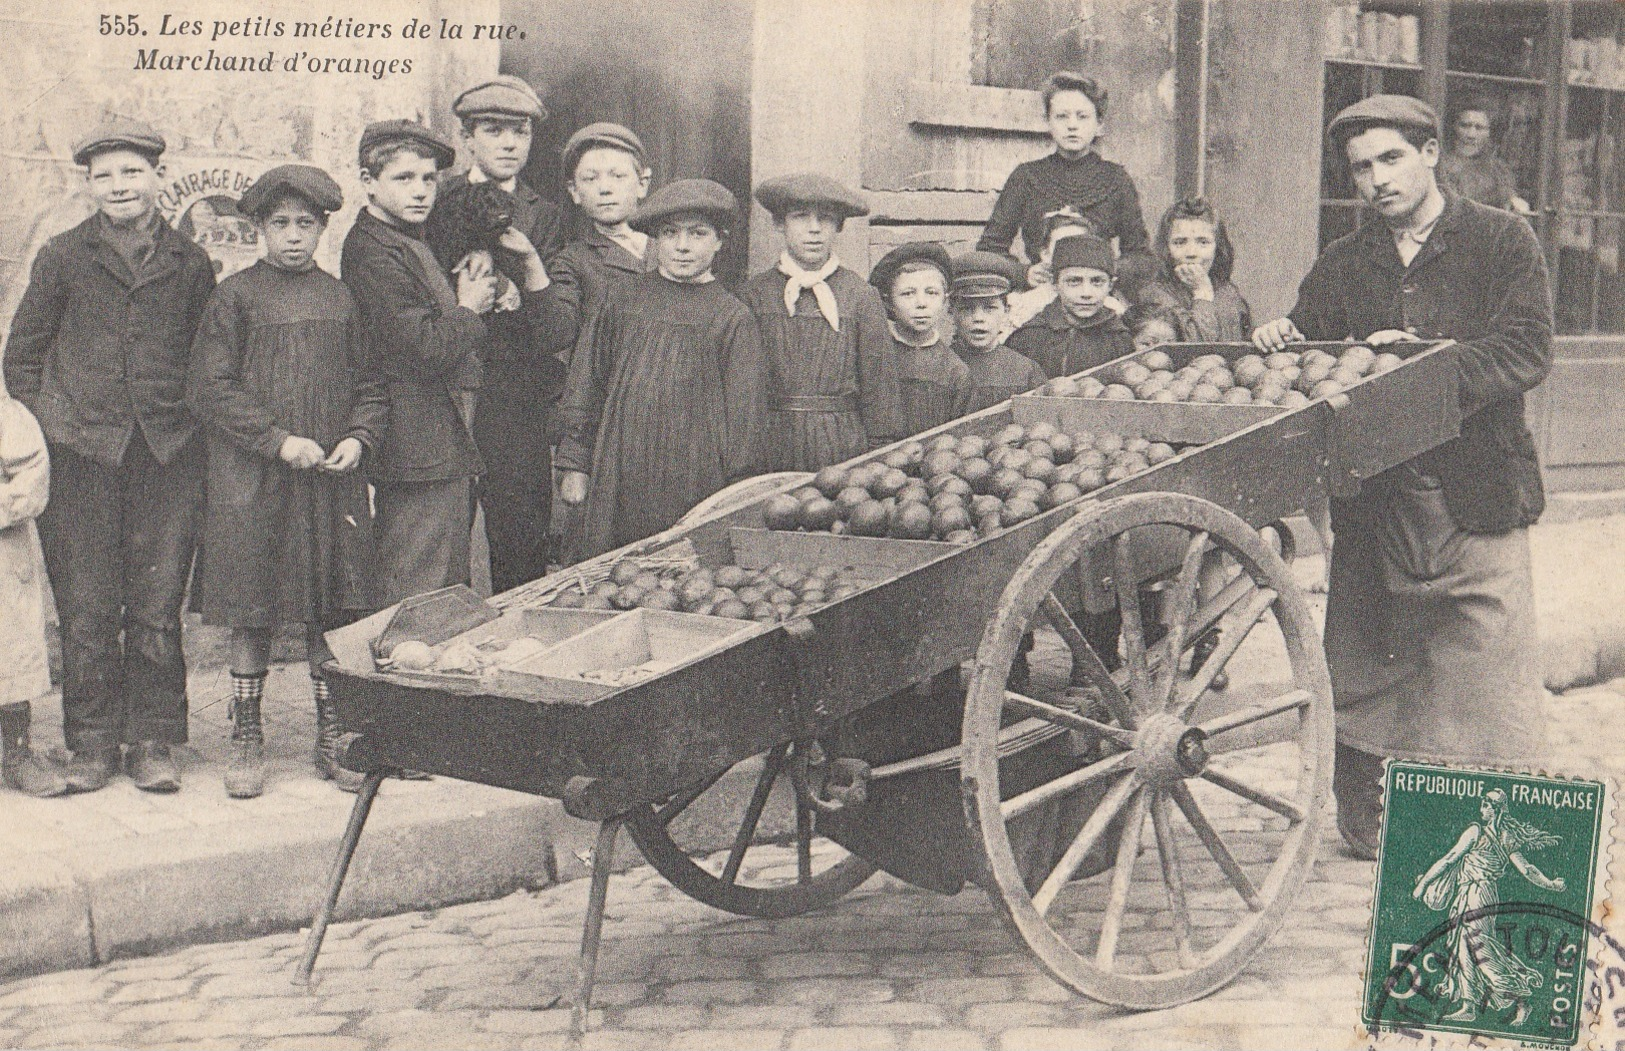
342;120;496;610
1004;232;1132;382
1252;94;1554;861
425;75;573;595
189;164;386;797
742;173;900;471
5;119;215;794
948;251;1048;413
868;241;969;436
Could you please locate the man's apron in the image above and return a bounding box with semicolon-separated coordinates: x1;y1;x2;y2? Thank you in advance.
1324;464;1547;765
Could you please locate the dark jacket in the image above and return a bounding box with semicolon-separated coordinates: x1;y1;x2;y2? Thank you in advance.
1003;299;1133;381
4;212;215;467
976;151;1150;263
426;173;575;398
1288;192;1553;533
547;224;655;372
341;208;486;483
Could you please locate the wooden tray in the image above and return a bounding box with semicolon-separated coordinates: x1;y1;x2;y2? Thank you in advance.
1009;394;1282;447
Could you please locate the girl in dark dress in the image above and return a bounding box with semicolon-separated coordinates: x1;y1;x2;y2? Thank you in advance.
556;180;769;560
1136;197;1253;343
188;166;387;798
869;241;970;436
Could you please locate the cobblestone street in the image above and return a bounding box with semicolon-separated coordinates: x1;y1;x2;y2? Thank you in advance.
1;670;1618;1051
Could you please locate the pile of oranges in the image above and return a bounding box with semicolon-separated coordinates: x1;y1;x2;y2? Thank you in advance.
1043;345;1403;406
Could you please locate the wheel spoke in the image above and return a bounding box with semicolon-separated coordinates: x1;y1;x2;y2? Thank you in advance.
795;797;814;884
721;745;787;885
1183;573;1256;649
657;767;732;826
1042;594;1136;729
1032;772;1139;915
1095;787;1149;971
1197;690;1312;738
1174;587;1277;719
1151;791;1198;969
1155;530;1210;711
1112;534;1153;712
1005;691;1136;747
1169;782;1262;911
1200;767;1307;823
1002;750;1135;821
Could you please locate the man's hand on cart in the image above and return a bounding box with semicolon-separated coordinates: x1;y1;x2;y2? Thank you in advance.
1251;317;1305;352
559;470;590;506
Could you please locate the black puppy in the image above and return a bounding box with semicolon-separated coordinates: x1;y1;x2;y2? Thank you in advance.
424;180;525;286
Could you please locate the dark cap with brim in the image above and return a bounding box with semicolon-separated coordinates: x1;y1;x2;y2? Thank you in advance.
1327;93;1439;146
951;250;1027;299
562;122;647;175
1050;233;1114;278
453;75;547;122
358;119;456;171
630;178;737;234
72;120;165;167
754;173;869;220
239;164;344;219
869;241;952;295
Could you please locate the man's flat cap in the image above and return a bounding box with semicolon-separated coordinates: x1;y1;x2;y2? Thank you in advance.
754;173;869;220
1327;93;1439;144
630;178;738;233
452;75;547;121
869;241;952;295
951;250;1028;298
1050;233;1115;277
358;119;456;170
72;119;165;167
239;164;344;218
562;122;646;174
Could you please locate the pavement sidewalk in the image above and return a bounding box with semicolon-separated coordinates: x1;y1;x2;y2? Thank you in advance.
1;512;1621;982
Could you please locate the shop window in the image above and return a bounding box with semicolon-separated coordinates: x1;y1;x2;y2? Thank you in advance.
970;0;1088;89
1557;0;1625;334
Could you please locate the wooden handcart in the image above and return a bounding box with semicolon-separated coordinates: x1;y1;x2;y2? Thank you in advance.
293;341;1461;1032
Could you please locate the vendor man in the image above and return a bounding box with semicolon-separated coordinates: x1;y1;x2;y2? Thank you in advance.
1252;95;1553;859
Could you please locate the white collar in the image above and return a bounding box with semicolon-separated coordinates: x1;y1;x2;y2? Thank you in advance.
467;167;518;194
658;266;715;284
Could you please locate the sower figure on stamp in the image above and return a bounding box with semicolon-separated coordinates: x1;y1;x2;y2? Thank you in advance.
425;76;573;595
4;121;215;795
1253;95;1554;859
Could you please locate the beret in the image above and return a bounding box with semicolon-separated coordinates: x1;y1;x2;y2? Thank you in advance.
72;119;165;167
754;173;869;220
1050;233;1115;278
951;250;1028;298
239;164;344;218
868;241;952;295
630;178;738;233
562;122;647;174
1327;93;1438;145
358;119;456;171
452;75;547;121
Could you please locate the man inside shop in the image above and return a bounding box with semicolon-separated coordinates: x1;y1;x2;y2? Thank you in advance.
1252;94;1554;859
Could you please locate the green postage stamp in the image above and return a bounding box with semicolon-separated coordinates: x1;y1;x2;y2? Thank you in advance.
1362;761;1614;1047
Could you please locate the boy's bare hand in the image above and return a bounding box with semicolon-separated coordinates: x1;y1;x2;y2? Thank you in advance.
320;437;364;473
497;226;539;260
457;270;498;314
1251;317;1304;352
1365;329;1421;346
499;226;552;292
559;470;589;506
279;435;326;470
455;250;494;280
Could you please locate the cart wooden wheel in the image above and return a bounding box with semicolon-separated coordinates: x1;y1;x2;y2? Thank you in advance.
627;740;878;918
961;492;1333;1008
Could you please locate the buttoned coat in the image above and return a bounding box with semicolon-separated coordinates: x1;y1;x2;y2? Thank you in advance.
4;213;216;468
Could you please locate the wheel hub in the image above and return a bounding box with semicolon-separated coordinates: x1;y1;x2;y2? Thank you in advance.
1137;713;1210;785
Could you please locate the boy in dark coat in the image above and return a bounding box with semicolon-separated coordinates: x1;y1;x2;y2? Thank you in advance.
548;122;657;344
977;72;1151;278
869;241;969;436
948;252;1048;413
1004;233;1132;381
342;120;496;606
741;173;900;471
425;76;574;594
188;165;386;797
4;120;215;794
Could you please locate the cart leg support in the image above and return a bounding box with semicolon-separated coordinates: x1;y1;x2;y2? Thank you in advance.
294;768;387;984
571;817;623;1037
